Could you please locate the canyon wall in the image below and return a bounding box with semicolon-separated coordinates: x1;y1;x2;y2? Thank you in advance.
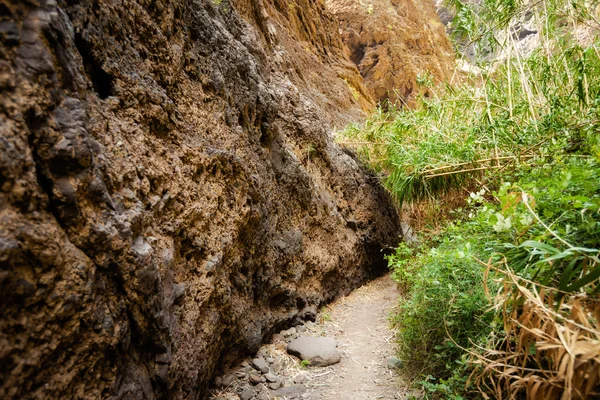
327;0;455;106
0;0;400;398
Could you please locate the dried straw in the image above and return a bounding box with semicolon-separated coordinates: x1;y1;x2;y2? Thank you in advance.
470;261;600;399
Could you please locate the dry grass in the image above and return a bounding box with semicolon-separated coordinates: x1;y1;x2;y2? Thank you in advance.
401;186;472;233
469;261;600;399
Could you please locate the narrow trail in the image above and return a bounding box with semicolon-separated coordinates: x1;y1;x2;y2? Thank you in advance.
210;275;414;399
304;275;411;400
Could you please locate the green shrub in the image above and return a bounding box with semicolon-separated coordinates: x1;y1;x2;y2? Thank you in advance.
389;217;497;397
339;0;600;396
388;154;599;397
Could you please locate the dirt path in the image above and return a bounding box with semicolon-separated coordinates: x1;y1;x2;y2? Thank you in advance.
304;274;409;400
209;274;412;400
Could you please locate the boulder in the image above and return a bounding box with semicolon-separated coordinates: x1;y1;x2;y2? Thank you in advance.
287;336;342;367
251;357;270;374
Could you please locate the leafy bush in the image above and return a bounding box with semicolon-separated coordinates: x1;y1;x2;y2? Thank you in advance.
388;155;599;398
338;0;600;397
389;224;497;398
467;157;600;398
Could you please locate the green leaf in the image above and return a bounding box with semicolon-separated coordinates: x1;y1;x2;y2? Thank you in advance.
558;256;582;292
519;240;561;255
566;265;600;292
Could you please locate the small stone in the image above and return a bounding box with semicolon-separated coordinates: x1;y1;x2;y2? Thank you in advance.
214;376;223;387
268;379;283;390
387;357;403;369
240;387;254;400
265;372;278;383
222;374;235;386
266;357;275;364
251;357;269;374
281;327;296;337
249;373;262;385
241;361;249;368
271;361;282;374
256;386;271;400
296;325;307;333
272;385;306;398
293;374;306;384
235;371;248;379
257;348;269;358
256;390;270;400
271;333;284;342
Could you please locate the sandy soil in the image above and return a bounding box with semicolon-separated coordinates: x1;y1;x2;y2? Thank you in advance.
209;274;415;400
303;274;412;400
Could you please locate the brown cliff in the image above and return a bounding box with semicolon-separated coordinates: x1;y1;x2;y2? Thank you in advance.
327;0;455;106
0;0;399;398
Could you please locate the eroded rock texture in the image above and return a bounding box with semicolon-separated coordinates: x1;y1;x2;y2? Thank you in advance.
327;0;455;106
0;0;400;398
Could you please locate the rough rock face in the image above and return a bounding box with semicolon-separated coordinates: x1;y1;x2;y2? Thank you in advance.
0;0;400;399
327;0;455;106
231;0;376;119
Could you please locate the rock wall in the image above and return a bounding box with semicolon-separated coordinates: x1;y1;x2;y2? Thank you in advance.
327;0;455;106
0;0;400;398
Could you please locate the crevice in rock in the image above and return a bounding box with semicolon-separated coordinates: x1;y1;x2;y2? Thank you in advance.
74;33;113;99
25;109;55;211
349;43;365;66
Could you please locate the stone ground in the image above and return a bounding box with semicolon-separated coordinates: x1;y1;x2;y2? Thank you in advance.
209;275;418;399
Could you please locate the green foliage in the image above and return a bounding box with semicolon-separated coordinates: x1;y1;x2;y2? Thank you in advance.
338;0;600;397
416;72;435;88
319;306;332;323
489;158;600;287
389;156;599;397
338;7;600;206
389;223;497;397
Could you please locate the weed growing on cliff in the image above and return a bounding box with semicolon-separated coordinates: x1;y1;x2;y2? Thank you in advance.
343;78;362;102
319;306;332;324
